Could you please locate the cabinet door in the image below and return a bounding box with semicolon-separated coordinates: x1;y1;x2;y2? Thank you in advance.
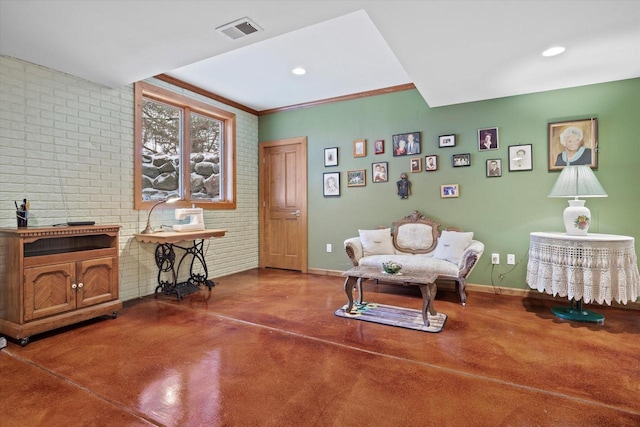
76;256;117;308
24;262;76;321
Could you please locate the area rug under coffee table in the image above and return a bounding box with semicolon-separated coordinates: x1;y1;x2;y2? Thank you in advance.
335;302;447;333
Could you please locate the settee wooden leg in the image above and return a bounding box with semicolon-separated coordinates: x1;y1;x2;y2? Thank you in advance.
457;279;467;306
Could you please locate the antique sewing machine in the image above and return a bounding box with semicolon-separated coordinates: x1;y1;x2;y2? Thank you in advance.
173;207;205;232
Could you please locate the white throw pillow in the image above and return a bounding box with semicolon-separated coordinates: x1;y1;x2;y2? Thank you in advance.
358;228;395;256
432;230;474;264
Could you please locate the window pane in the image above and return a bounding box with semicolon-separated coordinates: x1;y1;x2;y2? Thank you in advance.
134;81;236;210
141;99;182;201
190;111;223;201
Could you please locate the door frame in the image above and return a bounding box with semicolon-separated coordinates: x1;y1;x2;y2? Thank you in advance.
258;136;308;272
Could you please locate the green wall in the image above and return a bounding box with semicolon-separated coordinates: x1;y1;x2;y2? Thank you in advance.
258;79;640;292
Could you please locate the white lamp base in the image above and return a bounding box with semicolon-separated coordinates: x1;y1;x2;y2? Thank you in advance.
563;199;590;235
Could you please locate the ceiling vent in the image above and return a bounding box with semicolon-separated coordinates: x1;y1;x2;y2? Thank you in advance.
216;17;263;40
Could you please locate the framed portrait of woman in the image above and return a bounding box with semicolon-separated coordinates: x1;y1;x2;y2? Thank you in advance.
478;127;499;151
323;172;340;197
548;118;598;171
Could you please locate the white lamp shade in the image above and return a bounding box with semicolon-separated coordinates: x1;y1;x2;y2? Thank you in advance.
548;165;607;198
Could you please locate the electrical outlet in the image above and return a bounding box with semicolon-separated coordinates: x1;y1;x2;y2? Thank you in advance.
326;243;332;253
507;254;516;265
491;253;499;264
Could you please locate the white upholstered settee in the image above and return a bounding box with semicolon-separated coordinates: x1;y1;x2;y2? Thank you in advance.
343;211;484;305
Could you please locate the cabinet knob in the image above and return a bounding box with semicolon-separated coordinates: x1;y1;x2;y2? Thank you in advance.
78;282;84;288
72;283;77;290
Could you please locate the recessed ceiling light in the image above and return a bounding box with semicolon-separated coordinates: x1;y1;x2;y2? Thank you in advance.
292;67;306;75
542;46;566;57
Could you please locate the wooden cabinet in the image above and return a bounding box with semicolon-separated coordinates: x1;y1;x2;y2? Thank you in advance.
0;225;122;345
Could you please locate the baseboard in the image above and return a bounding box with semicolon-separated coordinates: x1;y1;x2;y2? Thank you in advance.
308;268;344;277
308;268;640;311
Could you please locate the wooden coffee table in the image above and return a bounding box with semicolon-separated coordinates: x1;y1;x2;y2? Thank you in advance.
342;266;438;326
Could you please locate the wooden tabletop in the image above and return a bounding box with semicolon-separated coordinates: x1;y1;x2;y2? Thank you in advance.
343;266;437;285
134;229;226;244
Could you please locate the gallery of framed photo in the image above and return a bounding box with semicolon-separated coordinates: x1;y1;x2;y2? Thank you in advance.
486;159;502;177
372;162;388;182
425;155;438;171
410;157;422;173
452;153;470;167
392;131;421;156
508;144;533;172
347;169;366;187
478;127;499;151
438;134;456;148
548;118;598;171
353;139;366;158
374;139;385;154
324;147;338;167
323;172;340;197
441;184;459;198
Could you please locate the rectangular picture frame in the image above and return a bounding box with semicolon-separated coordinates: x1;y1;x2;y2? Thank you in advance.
478;127;499;151
410;157;422;173
323;172;340;197
548;118;598;171
440;184;459;198
347;169;366;187
372;161;388;182
486;158;502;177
452;153;470;167
392;131;421;156
438;134;455;148
425;155;438;171
508;144;533;172
374;139;385;154
324;147;338;167
353;139;366;158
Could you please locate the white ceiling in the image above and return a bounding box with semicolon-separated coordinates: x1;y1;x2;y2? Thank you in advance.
1;1;639;112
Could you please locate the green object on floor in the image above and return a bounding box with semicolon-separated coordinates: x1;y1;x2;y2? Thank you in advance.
551;299;604;324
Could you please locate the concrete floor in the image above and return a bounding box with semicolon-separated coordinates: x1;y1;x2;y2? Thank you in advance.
2;268;639;426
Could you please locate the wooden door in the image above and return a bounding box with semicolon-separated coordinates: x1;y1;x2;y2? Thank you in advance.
76;256;118;308
259;137;308;272
23;262;75;321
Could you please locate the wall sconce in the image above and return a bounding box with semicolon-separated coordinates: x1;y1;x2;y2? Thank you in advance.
140;196;181;234
548;165;607;235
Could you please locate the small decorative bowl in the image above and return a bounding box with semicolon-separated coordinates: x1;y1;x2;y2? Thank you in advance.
382;261;402;274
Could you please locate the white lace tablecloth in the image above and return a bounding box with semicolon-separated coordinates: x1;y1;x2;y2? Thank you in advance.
526;232;639;305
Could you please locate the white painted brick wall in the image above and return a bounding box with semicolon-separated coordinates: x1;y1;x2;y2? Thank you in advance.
0;56;259;301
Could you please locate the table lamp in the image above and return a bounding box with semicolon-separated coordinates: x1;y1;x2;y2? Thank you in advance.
140;195;180;234
548;165;607;235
